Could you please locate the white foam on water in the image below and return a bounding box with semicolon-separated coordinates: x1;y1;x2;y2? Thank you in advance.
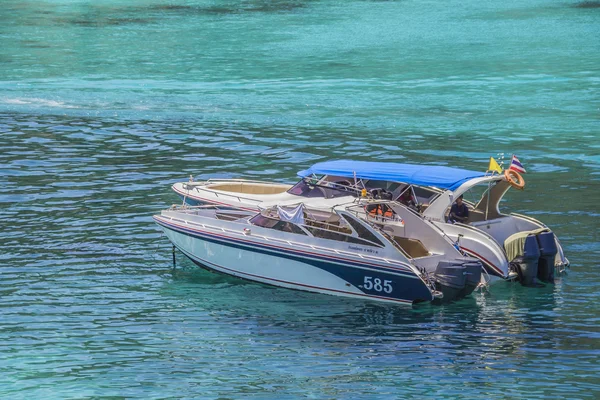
1;97;80;108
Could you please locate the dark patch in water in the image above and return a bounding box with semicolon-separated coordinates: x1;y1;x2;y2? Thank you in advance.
51;1;309;28
23;43;52;49
106;17;154;26
573;1;600;7
68;17;154;27
149;1;308;15
201;6;238;15
149;5;195;11
244;1;308;13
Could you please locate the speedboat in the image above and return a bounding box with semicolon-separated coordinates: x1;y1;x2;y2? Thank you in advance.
172;177;348;211
154;201;484;305
171;160;569;285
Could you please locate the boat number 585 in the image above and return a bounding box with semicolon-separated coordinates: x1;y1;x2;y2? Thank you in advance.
363;277;393;293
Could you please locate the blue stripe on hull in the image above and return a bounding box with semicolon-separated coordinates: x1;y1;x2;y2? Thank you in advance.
156;217;434;304
182;249;416;305
156;217;414;276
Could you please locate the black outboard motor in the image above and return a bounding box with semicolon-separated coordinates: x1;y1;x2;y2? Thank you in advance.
433;261;467;303
512;234;541;286
457;258;483;298
536;231;557;283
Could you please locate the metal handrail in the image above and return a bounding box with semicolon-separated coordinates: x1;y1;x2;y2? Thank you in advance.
186;178;291;186
168;204;255;214
188;186;266;204
509;212;548;228
302;219;352;234
452;221;502;245
260;208;351;233
470;218;504;227
346;201;405;224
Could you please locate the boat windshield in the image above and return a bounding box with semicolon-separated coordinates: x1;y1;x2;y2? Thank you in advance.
448;180;511;223
250;214;308;235
462;185;488;207
287;179;355;199
362;179;402;193
410;185;442;211
250;207;384;247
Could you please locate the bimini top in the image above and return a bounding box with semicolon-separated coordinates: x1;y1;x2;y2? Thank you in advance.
297;160;487;191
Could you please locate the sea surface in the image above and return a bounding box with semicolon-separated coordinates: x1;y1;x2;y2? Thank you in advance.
1;0;599;398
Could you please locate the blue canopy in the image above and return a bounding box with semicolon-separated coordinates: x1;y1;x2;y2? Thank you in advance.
297;160;486;191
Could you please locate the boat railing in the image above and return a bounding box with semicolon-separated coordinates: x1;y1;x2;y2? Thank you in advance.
261;207;352;234
182;185;266;204
449;220;501;243
363;213;404;225
509;212;547;228
185;178;290;187
302;218;353;234
318;180;364;195
290;179;363;200
169;204;221;210
469;219;506;228
345;202;405;225
168;203;254;215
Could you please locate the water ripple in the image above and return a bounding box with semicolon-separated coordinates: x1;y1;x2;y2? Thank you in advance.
0;112;597;399
1;0;599;396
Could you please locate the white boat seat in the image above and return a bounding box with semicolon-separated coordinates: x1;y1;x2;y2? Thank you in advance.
392;236;431;258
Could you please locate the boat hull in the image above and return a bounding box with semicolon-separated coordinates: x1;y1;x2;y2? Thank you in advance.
154;216;434;305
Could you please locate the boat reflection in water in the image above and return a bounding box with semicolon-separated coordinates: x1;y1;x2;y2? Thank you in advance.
154;201;484;306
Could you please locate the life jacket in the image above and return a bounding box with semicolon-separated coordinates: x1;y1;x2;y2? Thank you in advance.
367;204;394;218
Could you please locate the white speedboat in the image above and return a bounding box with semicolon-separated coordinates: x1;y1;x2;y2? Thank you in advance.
172;160;569;285
154;201;484;305
172;177;347;211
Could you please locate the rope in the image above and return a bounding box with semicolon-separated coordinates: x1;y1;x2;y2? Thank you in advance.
476;265;491;293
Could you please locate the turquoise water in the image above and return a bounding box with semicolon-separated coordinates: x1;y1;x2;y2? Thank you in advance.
1;0;599;398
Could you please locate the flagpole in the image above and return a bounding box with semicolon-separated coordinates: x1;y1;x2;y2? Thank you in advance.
485;180;491;221
485;156;504;220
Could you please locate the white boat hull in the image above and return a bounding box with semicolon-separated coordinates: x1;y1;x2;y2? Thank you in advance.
155;215;435;305
172;181;355;211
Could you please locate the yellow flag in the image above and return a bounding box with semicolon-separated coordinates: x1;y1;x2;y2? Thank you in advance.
487;157;503;174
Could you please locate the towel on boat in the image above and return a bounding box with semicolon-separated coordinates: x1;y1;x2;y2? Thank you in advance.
277;204;305;226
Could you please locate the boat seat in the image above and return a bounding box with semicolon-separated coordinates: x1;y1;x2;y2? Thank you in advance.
325;213;341;225
207;182;290;195
466;209;485;223
392;236;431;258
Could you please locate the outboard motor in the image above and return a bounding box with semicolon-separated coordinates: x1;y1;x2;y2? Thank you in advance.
510;234;541;286
433;261;467;303
457;258;483;298
536;231;557;283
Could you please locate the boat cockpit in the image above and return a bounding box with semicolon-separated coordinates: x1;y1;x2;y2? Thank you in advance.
249;201;464;268
250;204;387;249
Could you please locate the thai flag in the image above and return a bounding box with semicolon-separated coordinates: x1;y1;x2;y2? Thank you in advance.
509;155;526;173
